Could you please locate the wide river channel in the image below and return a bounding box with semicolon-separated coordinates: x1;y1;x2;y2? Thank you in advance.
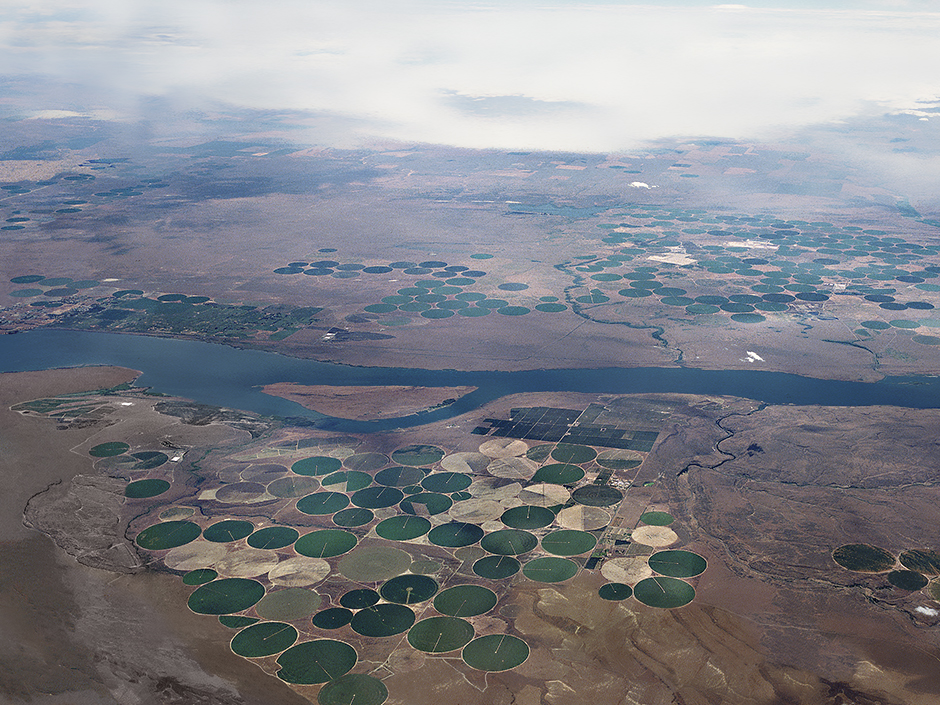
2;329;938;432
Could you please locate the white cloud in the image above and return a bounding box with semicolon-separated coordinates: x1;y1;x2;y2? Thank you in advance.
1;1;939;151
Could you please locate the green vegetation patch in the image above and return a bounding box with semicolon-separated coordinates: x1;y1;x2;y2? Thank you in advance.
182;568;218;585
408;616;475;653
125;478;170;499
400;492;452;516
434;585;498;617
375;466;425;487
338;546;412;582
640;511;674;526
276;639;357;684
375;515;432;541
317;674;388;705
256;587;322;620
481;529;537;555
898;549;940;575
428;522;485;547
136;520;201;550
550;444;597;464
350;603;416;637
832;544;895;572
203;520;254;543
294;529;357;558
247;526;299;550
633;576;695;608
888;570;928;591
187;578;266;615
350;486;404;509
340;589;380;609
522;557;579;583
291;456;342;476
462;634;529;672
90;441;131;457
392;444;445;466
473;555;521;579
421;472;472;493
380;574;438;604
598;583;632;601
231;622;298;657
321;470;372;492
531;463;584;485
540;530;597;556
312;607;354;630
648;550;707;578
296;491;350;515
500;505;555;529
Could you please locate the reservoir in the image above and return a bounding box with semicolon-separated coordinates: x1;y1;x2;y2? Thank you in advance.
2;329;938;432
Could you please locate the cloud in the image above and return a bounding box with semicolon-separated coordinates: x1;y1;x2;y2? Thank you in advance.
1;1;939;151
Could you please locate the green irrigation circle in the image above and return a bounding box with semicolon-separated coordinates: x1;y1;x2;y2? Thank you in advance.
400;492;452;516
531;463;584;485
640;511;674;526
550;444;597;463
90;441;130;457
648;550;707;578
428;522;484;547
136;520;201;550
340;589;380;610
832;544;895;572
408;617;475;653
473;555;521;579
598;583;632;601
500;505;555;529
350;603;416;637
540;530;597;556
522;557;579;583
433;585;498;617
182;568;218;585
187;578;266;615
294;530;358;558
276;639;357;685
375;515;432;541
481;529;537;555
125;478;170;499
297;492;350;515
374;466;425;487
351;486;404;509
380;574;439;604
421;472;472;493
462;634;529;672
312;607;354;629
231;622;298;657
203;520;254;543
291;456;342;476
633;576;695;608
317;674;388;705
247;526;299;549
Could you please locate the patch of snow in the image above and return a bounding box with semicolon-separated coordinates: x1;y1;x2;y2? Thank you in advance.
915;606;939;617
745;351;764;363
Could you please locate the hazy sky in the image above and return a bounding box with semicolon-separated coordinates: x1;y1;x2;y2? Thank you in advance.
2;1;939;151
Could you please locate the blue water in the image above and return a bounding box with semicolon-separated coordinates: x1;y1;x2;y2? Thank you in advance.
2;329;938;432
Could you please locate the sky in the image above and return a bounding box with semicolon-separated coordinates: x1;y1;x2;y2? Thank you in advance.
1;1;939;151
